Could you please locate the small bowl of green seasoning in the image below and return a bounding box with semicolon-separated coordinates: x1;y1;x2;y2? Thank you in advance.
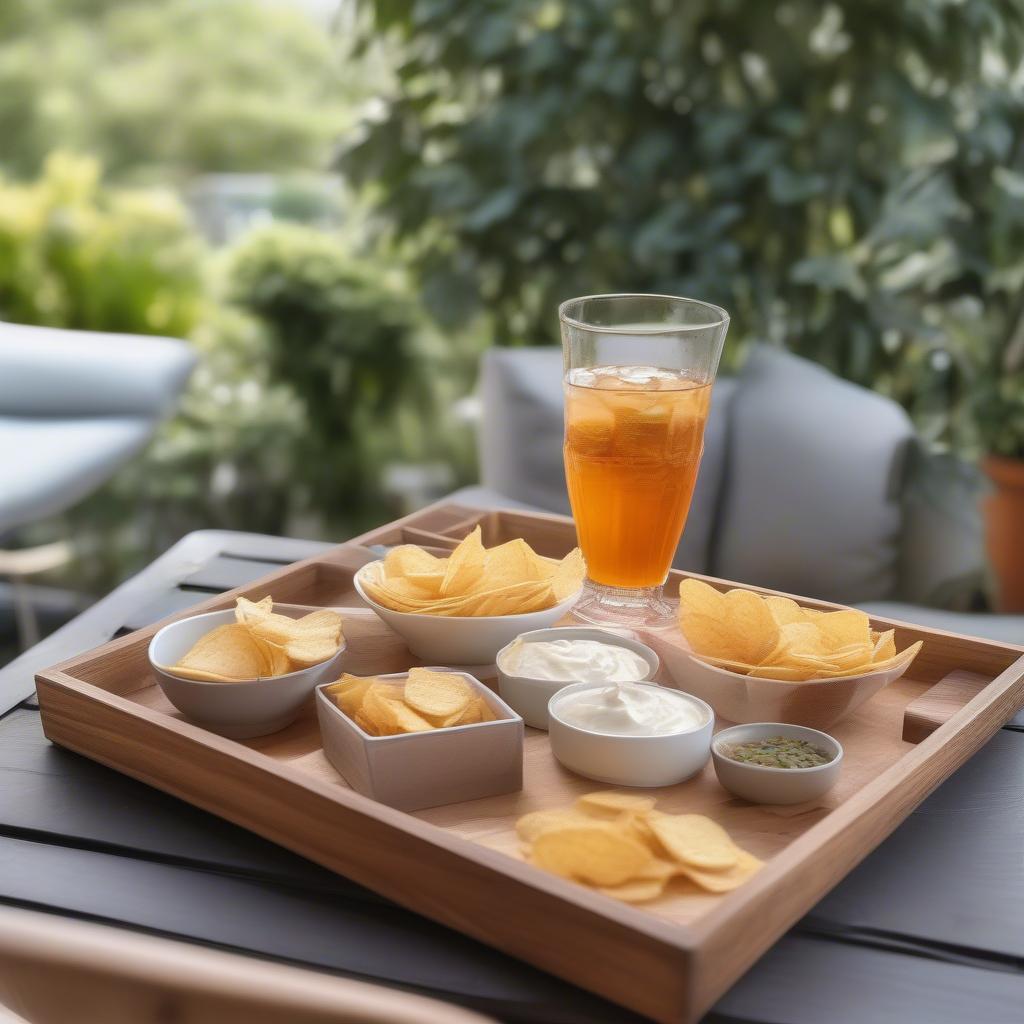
712;723;842;805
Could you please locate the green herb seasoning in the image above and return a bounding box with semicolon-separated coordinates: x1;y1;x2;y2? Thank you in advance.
725;736;832;769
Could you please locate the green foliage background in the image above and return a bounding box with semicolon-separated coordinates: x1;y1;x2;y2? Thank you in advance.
4;0;1024;604
344;0;1024;452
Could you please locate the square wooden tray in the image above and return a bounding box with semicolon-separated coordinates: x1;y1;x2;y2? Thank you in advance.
36;504;1024;1023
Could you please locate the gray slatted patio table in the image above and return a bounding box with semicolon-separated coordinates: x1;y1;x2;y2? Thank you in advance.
1;530;1022;1023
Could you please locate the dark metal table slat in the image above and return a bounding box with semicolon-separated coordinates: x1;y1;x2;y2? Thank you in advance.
0;836;637;1024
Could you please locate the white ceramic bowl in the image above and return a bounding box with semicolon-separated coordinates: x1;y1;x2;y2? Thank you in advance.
353;563;582;665
316;670;523;811
711;722;843;805
148;608;347;739
495;627;659;730
648;632;916;730
547;681;714;788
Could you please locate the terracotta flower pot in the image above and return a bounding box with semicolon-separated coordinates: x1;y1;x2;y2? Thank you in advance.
982;454;1024;613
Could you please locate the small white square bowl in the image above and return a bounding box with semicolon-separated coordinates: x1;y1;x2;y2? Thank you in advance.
315;671;524;811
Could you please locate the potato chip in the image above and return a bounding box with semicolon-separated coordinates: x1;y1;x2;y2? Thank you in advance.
646;813;739;871
404;668;473;718
517;797;761;903
325;674;373;717
598;878;667;903
530;824;653;886
440;526;487;597
173;623;266;681
330;670;497;736
873;629;896;661
578;791;656;815
678;581;922;682
362;531;585;617
674;849;762;893
678;578;727;618
384;545;442;578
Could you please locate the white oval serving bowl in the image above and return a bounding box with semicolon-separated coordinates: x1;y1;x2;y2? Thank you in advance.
711;722;843;805
547;681;714;788
496;626;659;730
353;563;581;664
148;607;347;739
646;632;916;730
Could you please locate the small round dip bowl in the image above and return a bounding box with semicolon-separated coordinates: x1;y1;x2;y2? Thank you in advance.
148;607;347;739
496;626;660;730
547;681;714;787
711;722;843;805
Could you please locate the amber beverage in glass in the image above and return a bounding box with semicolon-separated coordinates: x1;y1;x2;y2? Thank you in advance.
560;294;728;627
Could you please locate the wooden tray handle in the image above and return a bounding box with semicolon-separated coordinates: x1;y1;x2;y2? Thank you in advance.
902;670;990;743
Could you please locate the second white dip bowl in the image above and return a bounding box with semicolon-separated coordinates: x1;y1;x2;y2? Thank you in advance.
496;626;660;730
547;681;714;788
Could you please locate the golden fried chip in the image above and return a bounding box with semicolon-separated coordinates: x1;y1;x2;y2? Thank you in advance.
578;792;657;816
516;809;595;843
764;595;807;625
549;548;586;601
326;674;374;717
873;629;896;661
598;878;667;903
680;582;922;682
675;849;762;892
646;813;739;871
678;578;728;618
173;623;265;681
162;665;240;682
440;526;487;597
384;545;442;578
404;668;473;718
530;824;653;887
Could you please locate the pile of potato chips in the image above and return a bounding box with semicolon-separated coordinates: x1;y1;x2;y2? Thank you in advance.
517;792;761;902
327;668;497;735
168;597;343;682
678;579;922;682
359;527;585;617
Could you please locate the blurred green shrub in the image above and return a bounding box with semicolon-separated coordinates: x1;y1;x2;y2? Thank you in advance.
344;0;1024;450
226;223;476;529
69;305;308;591
0;0;353;183
0;152;202;334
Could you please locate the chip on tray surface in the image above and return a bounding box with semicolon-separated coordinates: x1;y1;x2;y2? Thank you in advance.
517;793;762;902
360;527;586;617
677;579;922;681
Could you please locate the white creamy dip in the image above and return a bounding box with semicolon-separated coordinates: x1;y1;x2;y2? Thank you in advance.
555;682;707;736
500;638;649;684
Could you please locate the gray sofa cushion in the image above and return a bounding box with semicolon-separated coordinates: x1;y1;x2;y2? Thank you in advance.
856;602;1023;645
0;416;153;534
712;346;914;603
477;347;736;575
0;321;195;418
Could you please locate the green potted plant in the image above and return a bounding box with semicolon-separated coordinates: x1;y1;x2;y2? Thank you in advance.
973;335;1024;612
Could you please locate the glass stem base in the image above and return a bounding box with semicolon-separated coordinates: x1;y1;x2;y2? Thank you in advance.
569;578;676;630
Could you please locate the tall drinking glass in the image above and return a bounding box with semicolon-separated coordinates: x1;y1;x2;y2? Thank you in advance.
560;294;729;627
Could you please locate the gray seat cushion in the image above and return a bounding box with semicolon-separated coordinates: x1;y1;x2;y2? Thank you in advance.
477;347;736;575
856;602;1024;645
712;346;915;604
0;321;195;418
0;417;153;534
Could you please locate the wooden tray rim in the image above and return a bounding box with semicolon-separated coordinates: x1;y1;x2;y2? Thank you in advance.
34;502;1024;1022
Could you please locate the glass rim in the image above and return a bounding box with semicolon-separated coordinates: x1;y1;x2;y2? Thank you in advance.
558;292;730;335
